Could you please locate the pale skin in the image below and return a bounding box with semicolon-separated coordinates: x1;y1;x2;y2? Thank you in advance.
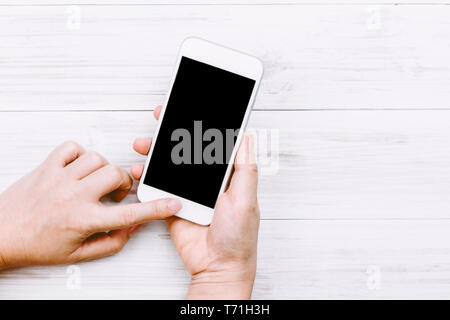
132;106;260;300
0;140;183;268
0;106;260;300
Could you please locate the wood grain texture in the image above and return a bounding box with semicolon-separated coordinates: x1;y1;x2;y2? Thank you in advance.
2;1;450;4
2;219;450;300
1;2;450;300
0;110;449;220
1;5;450;110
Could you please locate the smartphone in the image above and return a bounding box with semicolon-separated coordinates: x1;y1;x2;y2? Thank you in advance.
137;38;263;225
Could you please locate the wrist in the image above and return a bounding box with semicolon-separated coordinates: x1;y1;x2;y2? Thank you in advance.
0;249;8;271
187;263;256;300
0;238;15;271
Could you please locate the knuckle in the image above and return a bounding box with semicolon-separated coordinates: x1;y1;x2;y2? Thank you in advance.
107;165;123;182
48;141;82;164
234;163;245;173
121;206;137;226
235;162;258;175
62;140;80;153
66;217;85;235
249;163;258;174
156;200;167;215
51;188;78;213
83;206;103;233
88;151;106;167
56;188;76;204
236;200;258;214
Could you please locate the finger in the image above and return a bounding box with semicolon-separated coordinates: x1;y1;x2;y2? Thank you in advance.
154;105;162;120
131;105;160;156
133;138;152;156
165;216;207;268
131;164;144;180
80;164;133;200
166;216;193;234
70;228;132;262
47;141;86;167
166;216;204;244
90;198;182;232
224;166;235;192
228;134;258;200
65;151;108;180
128;224;142;236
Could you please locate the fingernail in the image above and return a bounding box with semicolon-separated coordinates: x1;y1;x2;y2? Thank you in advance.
168;199;182;212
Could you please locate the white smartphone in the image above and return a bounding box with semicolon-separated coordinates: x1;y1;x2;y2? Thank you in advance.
137;37;263;226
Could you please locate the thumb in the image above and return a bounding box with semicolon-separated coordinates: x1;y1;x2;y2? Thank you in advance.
228;134;258;200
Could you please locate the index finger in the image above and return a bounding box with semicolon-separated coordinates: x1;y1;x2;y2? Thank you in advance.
47;141;86;167
80;164;132;201
90;198;182;232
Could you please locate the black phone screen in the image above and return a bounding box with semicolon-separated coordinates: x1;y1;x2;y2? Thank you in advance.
143;56;256;208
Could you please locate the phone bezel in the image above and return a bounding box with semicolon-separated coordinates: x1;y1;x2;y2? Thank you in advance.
137;37;263;226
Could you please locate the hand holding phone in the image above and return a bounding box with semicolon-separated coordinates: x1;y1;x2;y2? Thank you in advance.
132;113;260;299
137;38;263;225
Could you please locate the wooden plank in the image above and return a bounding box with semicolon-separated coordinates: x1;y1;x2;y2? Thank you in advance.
0;110;449;220
2;219;450;299
1;5;450;110
2;1;450;4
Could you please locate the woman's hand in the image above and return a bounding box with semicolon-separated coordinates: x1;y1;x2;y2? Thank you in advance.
131;106;260;300
0;141;182;270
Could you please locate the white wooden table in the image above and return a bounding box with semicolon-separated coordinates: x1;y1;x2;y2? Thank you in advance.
1;1;450;299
